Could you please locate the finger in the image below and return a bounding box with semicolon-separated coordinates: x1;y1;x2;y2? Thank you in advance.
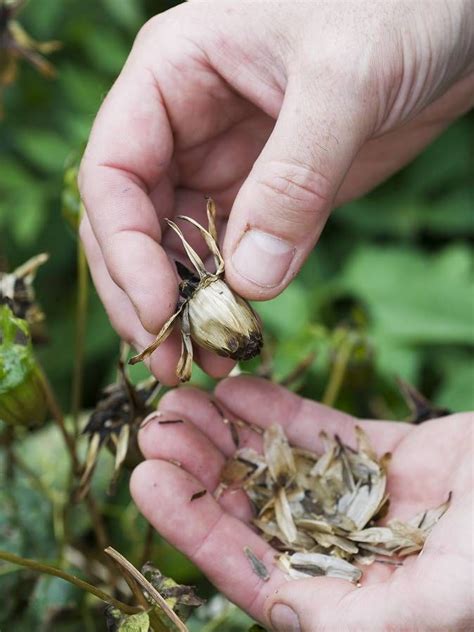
215;376;411;454
158;387;238;456
80;217;181;385
223;74;370;300
138;411;252;523
265;556;459;632
194;347;236;379
79;28;178;334
130;460;285;621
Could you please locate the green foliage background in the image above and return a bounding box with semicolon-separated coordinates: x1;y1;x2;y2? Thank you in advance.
0;0;473;629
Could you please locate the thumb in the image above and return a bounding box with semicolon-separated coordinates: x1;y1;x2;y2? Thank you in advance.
264;576;355;631
223;77;369;300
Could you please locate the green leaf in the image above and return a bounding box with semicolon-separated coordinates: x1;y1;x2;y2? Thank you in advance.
81;27;130;75
26;575;81;628
0;305;47;427
255;282;311;338
113;611;151;632
14;129;71;173
341;245;474;345
435;353;474;412
101;0;146;31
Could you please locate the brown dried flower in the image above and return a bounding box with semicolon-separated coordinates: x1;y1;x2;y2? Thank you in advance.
129;198;263;381
78;363;160;498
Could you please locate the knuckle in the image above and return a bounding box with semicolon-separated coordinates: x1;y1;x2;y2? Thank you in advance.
256;159;333;215
135;14;163;45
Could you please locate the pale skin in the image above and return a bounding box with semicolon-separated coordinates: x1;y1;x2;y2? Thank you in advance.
131;377;474;631
79;1;474;629
79;0;474;385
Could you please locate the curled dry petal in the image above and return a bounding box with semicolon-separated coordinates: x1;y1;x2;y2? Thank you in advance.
263;424;296;487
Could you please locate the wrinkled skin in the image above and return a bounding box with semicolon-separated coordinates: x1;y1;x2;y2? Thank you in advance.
131;377;474;631
78;1;474;385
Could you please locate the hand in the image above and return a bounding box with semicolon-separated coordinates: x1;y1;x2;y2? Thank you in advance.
131;377;473;631
79;1;474;384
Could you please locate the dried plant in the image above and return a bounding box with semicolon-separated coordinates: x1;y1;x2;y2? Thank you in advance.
0;0;61;114
130;198;263;381
0;252;48;341
220;423;451;584
79;362;160;498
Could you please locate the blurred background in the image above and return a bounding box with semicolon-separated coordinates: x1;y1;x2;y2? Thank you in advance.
0;0;473;630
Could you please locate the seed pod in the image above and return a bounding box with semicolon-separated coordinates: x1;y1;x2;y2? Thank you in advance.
187;278;262;360
130;199;263;380
0;253;48;342
0;304;47;427
78;361;160;498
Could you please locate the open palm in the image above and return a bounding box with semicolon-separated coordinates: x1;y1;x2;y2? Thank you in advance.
131;377;473;630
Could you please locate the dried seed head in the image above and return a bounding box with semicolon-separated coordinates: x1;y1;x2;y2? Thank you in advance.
78;363;160;498
0;253;48;341
187;278;262;361
129;199;263;379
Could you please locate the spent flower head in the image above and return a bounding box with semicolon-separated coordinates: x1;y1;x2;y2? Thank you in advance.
130;198;263;381
0;253;48;342
79;362;160;498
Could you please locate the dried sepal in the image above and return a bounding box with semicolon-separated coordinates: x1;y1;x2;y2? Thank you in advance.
129;307;183;366
176;306;193;382
176;213;224;275
166;219;207;278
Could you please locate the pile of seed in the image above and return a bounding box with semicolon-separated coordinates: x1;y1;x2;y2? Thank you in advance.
220;424;450;583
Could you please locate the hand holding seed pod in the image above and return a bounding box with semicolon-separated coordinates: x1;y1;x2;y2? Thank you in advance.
130;199;263;381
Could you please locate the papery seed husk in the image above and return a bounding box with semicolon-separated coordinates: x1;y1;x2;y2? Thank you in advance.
221;422;450;585
187;278;263;361
263;424;296;487
244;547;270;581
274;487;297;544
281;552;362;584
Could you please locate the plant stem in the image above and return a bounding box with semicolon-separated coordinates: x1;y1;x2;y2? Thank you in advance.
105;547;188;632
140;522;154;568
0;549;143;615
36;367;112;559
322;333;356;407
37;367;80;473
84;494;109;551
71;239;88;436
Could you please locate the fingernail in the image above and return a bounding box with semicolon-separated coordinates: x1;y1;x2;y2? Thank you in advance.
231;229;295;288
270;604;301;631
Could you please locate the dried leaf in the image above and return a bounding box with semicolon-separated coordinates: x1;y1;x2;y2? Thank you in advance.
274;487;297;544
263;424;296;487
